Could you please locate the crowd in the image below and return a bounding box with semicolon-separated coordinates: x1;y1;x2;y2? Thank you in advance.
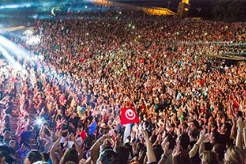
0;9;246;164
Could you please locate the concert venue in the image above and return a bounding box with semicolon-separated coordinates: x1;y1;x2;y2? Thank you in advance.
0;0;246;164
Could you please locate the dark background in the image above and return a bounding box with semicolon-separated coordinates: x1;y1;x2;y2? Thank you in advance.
0;0;246;27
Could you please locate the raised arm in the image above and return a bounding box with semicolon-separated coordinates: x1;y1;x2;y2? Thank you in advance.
236;117;244;150
230;116;237;140
143;130;157;163
71;133;83;160
243;120;246;148
90;135;107;164
50;132;62;164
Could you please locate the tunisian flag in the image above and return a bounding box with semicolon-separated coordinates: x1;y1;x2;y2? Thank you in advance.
120;108;140;125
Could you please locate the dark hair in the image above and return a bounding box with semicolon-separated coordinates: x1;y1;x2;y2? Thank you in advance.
22;142;29;148
27;125;33;131
124;143;133;158
179;133;190;150
42;153;49;162
224;123;232;136
26;151;43;163
211;130;221;144
204;142;213;151
4;115;10;123
213;144;226;162
166;134;176;150
192;120;199;129
150;135;157;144
136;142;144;153
153;145;163;162
61;148;79;164
116;146;129;164
99;149;120;164
182;123;188;129
190;128;199;139
0;151;8;158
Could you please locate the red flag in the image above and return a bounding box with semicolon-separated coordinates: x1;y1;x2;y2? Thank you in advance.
120;108;140;125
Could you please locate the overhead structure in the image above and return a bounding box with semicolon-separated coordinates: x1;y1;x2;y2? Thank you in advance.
0;26;25;34
177;0;190;18
93;0;175;16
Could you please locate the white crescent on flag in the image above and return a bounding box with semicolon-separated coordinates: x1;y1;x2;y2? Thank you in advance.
51;7;56;16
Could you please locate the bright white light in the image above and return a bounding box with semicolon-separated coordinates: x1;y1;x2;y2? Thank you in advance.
23;30;33;35
36;118;43;125
39;55;44;60
0;45;22;70
0;35;30;58
85;5;88;9
0;3;32;9
26;35;41;45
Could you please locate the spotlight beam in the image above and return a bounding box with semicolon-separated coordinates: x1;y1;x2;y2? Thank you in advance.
0;35;30;58
0;45;22;70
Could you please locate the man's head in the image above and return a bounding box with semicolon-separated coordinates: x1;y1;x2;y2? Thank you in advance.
97;149;120;164
221;123;232;136
162;134;176;151
9;140;16;148
97;148;119;164
21;142;29;150
3;131;10;140
116;146;129;164
27;125;33;132
188;128;199;139
24;151;43;164
0;151;7;164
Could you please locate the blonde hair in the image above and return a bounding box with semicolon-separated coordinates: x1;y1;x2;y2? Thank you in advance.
202;151;218;164
224;147;244;164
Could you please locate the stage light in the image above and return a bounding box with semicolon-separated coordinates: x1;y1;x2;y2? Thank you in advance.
36;118;43;125
0;45;22;70
0;35;30;58
85;5;88;9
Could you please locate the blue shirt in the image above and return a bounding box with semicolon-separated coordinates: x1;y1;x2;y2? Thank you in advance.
20;131;32;145
16;148;30;163
88;121;97;135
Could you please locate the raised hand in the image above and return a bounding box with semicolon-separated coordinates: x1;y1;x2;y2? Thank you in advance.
237;117;244;130
70;133;76;142
172;145;181;158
